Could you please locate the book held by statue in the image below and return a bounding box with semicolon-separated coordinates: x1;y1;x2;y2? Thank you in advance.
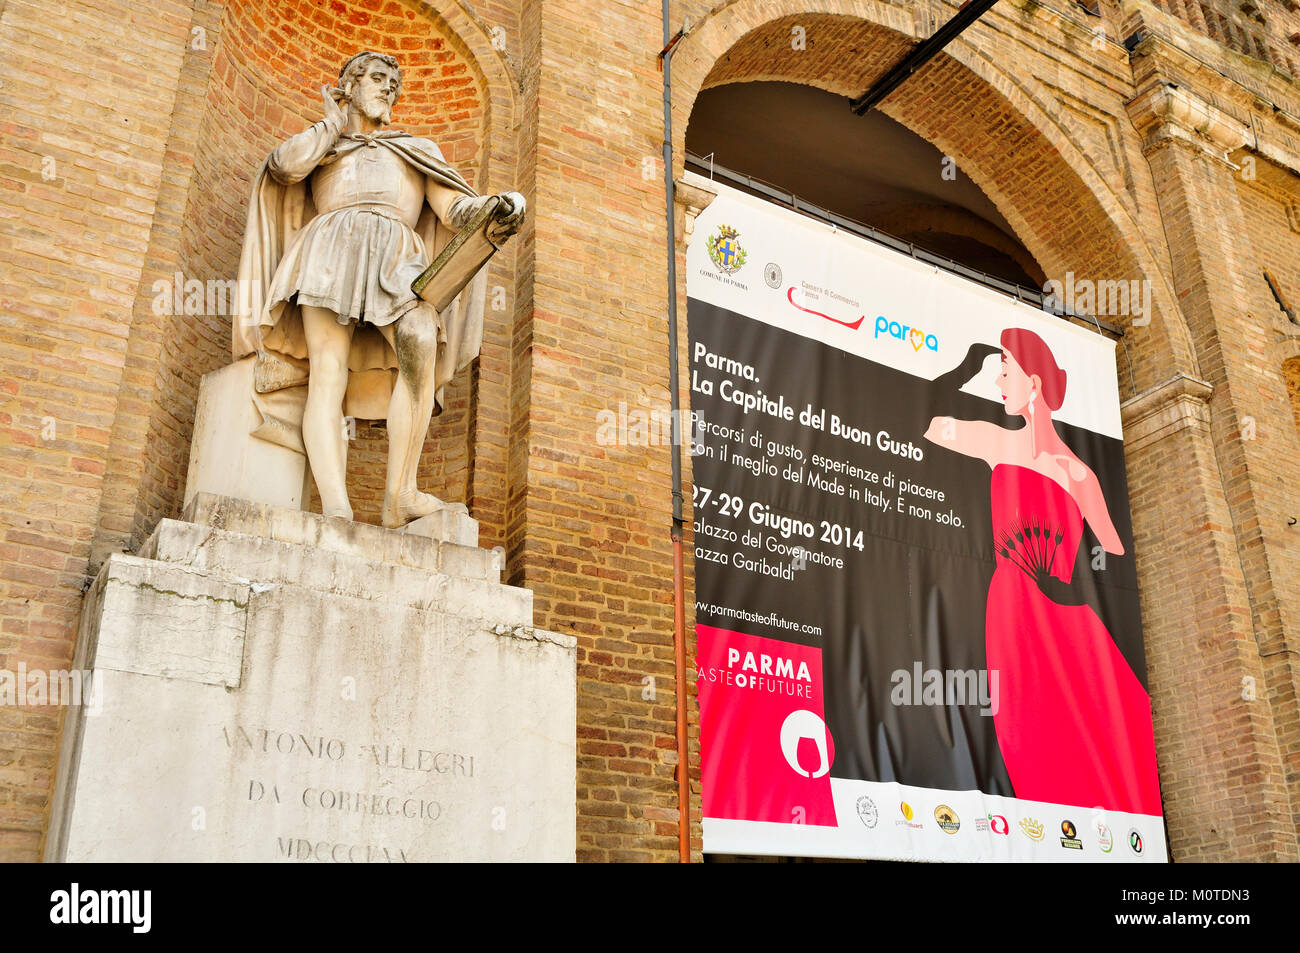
411;195;504;312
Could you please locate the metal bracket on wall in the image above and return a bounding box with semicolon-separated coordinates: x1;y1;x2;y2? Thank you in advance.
1263;269;1298;323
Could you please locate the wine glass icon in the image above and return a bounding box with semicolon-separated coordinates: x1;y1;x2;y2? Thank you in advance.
780;709;831;778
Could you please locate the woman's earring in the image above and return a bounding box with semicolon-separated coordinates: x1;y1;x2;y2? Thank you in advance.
1028;391;1036;415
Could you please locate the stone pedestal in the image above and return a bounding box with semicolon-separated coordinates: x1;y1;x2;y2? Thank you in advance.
184;358;312;512
46;493;576;862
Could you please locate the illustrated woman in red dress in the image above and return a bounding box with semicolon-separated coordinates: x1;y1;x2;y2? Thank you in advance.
923;328;1162;816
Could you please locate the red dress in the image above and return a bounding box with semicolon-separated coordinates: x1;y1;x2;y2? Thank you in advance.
985;464;1162;815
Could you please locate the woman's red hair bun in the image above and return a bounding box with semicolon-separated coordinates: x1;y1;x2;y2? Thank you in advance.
1000;327;1067;411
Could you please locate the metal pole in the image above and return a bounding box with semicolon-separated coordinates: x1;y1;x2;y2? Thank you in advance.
660;4;691;864
850;0;1001;115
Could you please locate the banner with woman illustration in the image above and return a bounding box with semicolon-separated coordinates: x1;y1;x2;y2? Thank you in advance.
686;178;1166;862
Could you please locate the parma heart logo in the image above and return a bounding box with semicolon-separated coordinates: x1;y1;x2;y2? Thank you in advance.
874;316;939;353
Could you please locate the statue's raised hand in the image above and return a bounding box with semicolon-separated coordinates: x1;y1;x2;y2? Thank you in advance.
320;85;347;133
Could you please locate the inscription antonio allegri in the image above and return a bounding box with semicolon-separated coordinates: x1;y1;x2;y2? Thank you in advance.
221;723;478;862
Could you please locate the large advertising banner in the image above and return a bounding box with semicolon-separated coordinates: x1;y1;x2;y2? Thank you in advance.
687;177;1166;862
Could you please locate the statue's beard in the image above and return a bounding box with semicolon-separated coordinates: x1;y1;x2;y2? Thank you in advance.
355;95;392;126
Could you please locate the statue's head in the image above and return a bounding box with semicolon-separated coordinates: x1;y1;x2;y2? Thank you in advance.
338;51;402;126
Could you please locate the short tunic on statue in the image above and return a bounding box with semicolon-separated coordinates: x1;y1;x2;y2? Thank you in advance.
266;148;429;329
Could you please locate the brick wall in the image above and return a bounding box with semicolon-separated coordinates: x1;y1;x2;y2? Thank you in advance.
525;0;685;862
0;0;196;860
1235;161;1300;841
527;0;1300;860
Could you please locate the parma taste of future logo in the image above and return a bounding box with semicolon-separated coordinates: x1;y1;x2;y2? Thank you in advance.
708;224;747;275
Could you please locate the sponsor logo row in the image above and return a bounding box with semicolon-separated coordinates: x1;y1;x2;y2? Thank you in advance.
705;224;940;353
854;795;1147;856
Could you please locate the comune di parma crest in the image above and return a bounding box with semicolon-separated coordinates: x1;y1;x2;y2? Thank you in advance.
708;224;747;275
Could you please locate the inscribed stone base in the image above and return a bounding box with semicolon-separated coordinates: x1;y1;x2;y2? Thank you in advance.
45;495;576;862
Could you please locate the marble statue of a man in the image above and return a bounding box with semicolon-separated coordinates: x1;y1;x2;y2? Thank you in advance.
233;51;524;527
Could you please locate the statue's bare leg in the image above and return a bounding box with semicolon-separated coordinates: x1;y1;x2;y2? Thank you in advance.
301;305;356;520
377;303;442;528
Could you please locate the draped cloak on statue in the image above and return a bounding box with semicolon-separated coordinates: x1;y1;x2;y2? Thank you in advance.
232;125;488;453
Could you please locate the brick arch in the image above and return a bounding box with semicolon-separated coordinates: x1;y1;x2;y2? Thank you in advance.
406;0;521;193
671;2;1199;396
846;202;1046;286
93;0;520;565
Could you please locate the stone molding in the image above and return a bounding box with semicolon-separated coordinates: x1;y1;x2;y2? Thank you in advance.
1121;372;1216;450
1127;81;1252;161
1124;12;1300;176
676;174;720;247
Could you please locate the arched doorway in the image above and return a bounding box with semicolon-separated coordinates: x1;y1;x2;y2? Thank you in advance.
687;80;1043;288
